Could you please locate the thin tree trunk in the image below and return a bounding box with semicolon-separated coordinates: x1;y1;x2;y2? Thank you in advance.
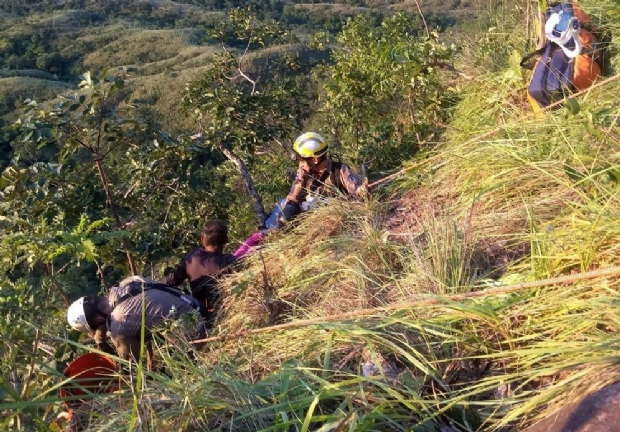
412;0;429;39
538;0;547;49
218;143;267;225
42;263;72;305
94;156;138;275
525;0;531;51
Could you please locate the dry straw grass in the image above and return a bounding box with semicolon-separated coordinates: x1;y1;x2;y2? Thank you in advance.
216;197;402;332
6;1;620;430
189;6;620;428
0;77;73;117
129;63;214;133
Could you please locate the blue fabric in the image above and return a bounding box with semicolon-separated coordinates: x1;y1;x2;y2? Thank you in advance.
528;3;576;108
553;3;575;35
265;198;288;229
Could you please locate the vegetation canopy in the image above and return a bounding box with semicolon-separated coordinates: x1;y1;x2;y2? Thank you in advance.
1;0;620;431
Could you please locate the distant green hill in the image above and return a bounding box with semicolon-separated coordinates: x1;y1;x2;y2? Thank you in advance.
0;75;72;116
0;0;471;140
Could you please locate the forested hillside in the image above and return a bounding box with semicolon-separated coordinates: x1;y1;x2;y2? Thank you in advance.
0;0;468;128
0;0;466;283
1;0;620;431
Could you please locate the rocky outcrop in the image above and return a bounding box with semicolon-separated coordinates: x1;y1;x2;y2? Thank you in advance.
526;381;620;432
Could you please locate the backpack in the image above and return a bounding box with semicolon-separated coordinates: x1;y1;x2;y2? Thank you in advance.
113;280;202;311
521;2;607;112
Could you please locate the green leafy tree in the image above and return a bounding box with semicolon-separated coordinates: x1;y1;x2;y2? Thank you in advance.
314;13;457;170
185;8;314;225
15;72;141;274
11;71;239;274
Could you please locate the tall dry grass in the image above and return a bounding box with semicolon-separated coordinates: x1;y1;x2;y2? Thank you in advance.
3;1;620;431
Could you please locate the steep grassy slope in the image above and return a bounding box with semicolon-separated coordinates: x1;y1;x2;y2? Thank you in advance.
3;1;620;431
191;2;620;431
0;76;72;116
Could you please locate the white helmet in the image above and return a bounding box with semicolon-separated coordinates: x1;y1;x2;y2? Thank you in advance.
67;297;92;333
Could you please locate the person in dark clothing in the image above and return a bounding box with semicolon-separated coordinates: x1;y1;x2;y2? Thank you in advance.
67;276;202;369
164;219;262;327
278;132;367;225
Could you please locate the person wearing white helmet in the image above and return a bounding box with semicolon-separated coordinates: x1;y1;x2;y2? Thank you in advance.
67;295;116;356
277;132;367;225
67;276;202;368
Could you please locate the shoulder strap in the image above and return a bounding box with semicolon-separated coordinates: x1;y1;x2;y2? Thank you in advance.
520;46;548;70
318;168;331;184
114;282;200;310
309;161;344;191
331;161;345;185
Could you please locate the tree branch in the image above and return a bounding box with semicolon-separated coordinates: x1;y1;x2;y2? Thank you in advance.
95;86;107;154
428;61;474;80
220;36;259;94
218;142;267;225
413;0;430;39
58;125;93;151
93;156;137;275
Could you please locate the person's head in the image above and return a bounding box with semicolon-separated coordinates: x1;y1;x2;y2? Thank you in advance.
67;295;111;333
202;219;229;252
293;132;328;168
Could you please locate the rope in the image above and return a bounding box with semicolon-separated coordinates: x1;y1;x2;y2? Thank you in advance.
368;72;620;191
191;265;620;345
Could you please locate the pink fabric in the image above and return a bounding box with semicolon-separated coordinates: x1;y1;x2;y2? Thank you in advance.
233;231;264;258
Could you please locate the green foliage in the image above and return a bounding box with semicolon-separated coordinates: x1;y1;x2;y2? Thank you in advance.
7;1;620;431
7;69;248;276
185;8;317;221
186;8;306;147
314;13;457;171
0;279;62;431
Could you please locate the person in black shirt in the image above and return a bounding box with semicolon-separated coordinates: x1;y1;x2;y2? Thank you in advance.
164;219;262;327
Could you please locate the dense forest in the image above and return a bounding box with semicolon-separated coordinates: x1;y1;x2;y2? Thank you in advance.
1;0;620;431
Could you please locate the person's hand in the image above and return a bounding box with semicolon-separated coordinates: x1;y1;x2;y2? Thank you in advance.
259;225;278;235
301;196;319;212
357;177;370;197
96;340;116;356
233;230;266;258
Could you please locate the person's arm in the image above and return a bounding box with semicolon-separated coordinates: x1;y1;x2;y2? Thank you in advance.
110;333;142;363
285;164;309;205
274;165;307;225
233;231;264;258
163;251;192;286
93;324;116;356
338;163;367;197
